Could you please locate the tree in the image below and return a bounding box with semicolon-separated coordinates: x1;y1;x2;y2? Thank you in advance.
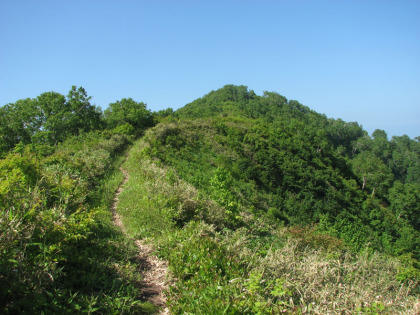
389;181;420;229
37;91;68;143
37;86;102;144
327;119;365;155
390;135;420;184
66;86;103;133
154;108;174;123
0;98;41;155
0;86;103;153
371;129;391;163
104;98;153;134
351;151;394;198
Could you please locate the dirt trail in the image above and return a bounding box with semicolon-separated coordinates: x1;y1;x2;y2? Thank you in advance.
112;166;170;315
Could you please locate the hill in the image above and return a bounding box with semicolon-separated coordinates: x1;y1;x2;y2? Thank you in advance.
149;85;420;256
129;84;419;313
1;84;419;313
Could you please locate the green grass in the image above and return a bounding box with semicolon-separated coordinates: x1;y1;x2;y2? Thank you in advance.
118;142;177;238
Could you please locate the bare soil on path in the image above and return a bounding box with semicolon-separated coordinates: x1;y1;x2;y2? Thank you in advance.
112;166;170;315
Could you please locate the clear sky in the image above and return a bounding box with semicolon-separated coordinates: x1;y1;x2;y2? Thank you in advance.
1;0;419;138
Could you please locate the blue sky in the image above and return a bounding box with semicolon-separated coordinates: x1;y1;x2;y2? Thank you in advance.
1;0;419;138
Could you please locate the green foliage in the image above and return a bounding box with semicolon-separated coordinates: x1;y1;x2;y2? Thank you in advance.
154;107;174;123
2;84;419;314
119;141;419;313
142;84;420;270
209;167;242;225
0;131;155;313
389;181;420;230
390;135;420;184
116;138;212;238
0;86;103;155
326;118;366;155
36;86;103;143
0;149;42;210
111;122;136;135
104;97;154;136
351;151;394;198
0;98;42;154
156;221;297;314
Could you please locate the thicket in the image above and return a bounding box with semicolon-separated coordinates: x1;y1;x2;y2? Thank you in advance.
0;86;155;157
0;132;159;313
0;87;157;313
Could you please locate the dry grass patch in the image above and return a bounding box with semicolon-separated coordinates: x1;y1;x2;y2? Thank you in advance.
258;235;419;314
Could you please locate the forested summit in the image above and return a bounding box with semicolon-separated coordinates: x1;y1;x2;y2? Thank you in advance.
176;84;419;185
176;84;311;121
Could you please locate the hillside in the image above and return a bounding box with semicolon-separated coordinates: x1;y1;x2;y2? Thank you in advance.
1;85;419;313
133;85;419;313
151;85;420;256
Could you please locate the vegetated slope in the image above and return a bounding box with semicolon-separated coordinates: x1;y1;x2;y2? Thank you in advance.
132;85;419;312
0;132;157;313
1;84;419;313
0;87;159;313
153;85;420;258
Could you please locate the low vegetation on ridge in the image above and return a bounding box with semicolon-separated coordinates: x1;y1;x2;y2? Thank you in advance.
0;84;419;313
118;135;419;313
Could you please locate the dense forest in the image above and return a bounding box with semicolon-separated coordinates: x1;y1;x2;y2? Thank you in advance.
0;85;419;313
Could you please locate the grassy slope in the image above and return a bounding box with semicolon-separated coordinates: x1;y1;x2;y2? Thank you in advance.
117;135;420;314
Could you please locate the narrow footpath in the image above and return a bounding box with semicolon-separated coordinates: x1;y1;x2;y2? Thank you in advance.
112;165;170;315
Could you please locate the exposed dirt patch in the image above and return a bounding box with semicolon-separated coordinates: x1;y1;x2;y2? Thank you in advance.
135;239;170;313
112;166;170;314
